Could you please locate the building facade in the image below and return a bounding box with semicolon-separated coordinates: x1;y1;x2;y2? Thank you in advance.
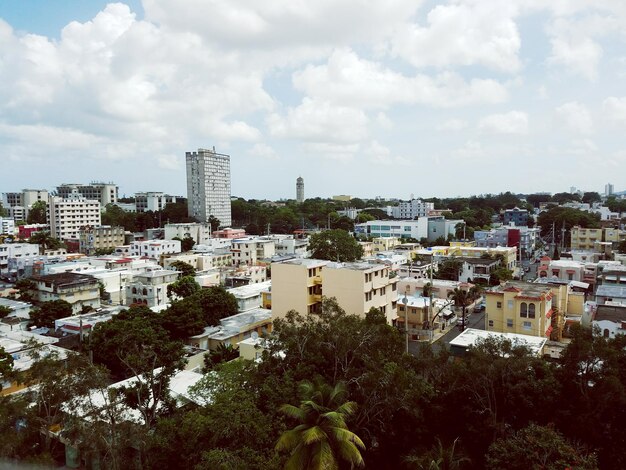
57;183;118;206
503;207;529;226
30;273;100;313
125;269;179;307
389;199;435;219
48;192;101;240
296;176;304;204
130;240;181;258
135;192;182;212
164;223;212;246
0;243;40;277
78;225;126;255
186;148;232;227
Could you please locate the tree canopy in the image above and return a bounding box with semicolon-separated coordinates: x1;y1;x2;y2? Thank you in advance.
308;229;363;262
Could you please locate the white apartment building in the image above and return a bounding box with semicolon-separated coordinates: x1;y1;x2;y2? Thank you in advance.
48;191;101;240
164;223;212;245
130;239;181;258
0;243;40;276
0;217;16;235
57;182;118;206
125;269;179;307
2;189;49;221
135;192;181;212
231;237;276;266
186;148;232;227
388;199;435;219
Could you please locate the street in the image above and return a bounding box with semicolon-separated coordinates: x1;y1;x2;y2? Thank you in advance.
409;310;485;355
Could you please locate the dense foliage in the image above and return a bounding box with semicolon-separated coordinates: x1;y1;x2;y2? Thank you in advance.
308;229;364;262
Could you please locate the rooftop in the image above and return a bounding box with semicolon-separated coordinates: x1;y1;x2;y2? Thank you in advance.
595;304;626;322
227;280;272;299
596;285;626;299
488;281;553;298
450;328;547;355
31;272;98;287
280;259;328;268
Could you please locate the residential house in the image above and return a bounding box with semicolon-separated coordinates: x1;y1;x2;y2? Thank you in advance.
30;273;100;313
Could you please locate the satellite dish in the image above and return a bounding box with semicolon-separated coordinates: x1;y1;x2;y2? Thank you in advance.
251;332;259;340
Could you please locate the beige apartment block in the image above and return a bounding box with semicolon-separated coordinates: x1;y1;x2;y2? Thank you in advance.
271;259;327;318
570;226;603;251
322;262;398;323
271;258;398;323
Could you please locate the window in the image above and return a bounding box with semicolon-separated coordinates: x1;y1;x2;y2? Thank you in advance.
523;321;531;330
507;300;513;309
528;304;536;319
520;302;527;318
507;319;513;328
496;301;502;308
488;320;494;327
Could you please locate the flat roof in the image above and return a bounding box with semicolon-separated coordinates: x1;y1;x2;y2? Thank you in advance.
596;285;626;298
488;281;553;298
279;259;328;268
227;281;272;299
450;328;547;355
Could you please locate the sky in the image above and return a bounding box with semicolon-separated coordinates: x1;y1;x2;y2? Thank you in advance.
1;0;625;201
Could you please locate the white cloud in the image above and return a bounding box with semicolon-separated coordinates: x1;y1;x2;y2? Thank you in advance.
439;119;468;131
292;49;509;109
391;1;522;72
267;98;369;143
603;96;626;123
376;112;393;129
555;102;593;134
365;140;410;166
249;143;279;160
478;111;528;135
157;154;181;170
301;142;359;161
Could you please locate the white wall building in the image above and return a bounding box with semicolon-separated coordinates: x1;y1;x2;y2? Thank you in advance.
186;148;232;227
388;199;435;219
231;237;276;266
57;182;118;206
0;217;16;235
164;223;212;246
135;192;181;212
125;269;179;307
130;239;181;258
48;191;101;240
0;243;40;277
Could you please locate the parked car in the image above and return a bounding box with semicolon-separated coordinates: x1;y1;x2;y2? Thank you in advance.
473;302;485;313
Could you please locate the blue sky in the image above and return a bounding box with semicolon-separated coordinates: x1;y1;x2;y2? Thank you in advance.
1;1;625;200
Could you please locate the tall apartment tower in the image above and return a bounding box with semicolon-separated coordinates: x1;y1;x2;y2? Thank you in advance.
605;183;614;197
186;148;232;227
296;176;304;204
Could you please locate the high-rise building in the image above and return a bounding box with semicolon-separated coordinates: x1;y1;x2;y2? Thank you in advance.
605;183;614;197
48;190;101;240
296;176;304;203
186;148;232;227
57;182;118;206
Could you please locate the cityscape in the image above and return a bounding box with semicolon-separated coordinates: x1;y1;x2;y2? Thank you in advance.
2;2;626;470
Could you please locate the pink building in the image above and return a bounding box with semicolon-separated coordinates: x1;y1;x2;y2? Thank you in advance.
213;228;246;239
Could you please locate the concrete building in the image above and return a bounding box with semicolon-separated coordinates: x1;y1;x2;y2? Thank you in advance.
164;223;212;246
57;183;118;206
227;280;272;312
212;228;246;239
186;147;232;227
388;199;435;219
135;192;182;212
474;226;539;258
458;257;501;283
449;328;547;357
605;183;614;197
188;308;272;350
125;269;179;307
355;220;424;240
48;191;101;240
2;189;48;221
570;226;604;251
0;217;16;236
30;272;100;313
271;259;398;323
296;176;304;204
485;281;585;342
130;239;181;258
78;225;125;255
503;207;529;226
593;304;626;338
0;243;40;278
231;237;276;266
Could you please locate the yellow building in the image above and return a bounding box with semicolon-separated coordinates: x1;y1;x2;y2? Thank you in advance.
271;259;327;317
372;237;401;252
485;281;585;342
570;226;603;250
270;259;398;323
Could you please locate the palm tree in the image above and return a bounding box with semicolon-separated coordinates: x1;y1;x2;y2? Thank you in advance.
448;288;472;331
405;437;470;470
276;380;365;470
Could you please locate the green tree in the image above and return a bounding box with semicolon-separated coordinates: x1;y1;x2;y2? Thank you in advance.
189;287;239;326
204;343;239;370
0;305;11;319
405;437;470;470
160;297;205;340
485;424;597;470
276;379;365;470
0;346;14;380
308;229;363;262
489;267;513;285
28;230;65;253
167;275;201;299
618;239;626;254
26;200;47;224
438;259;462;281
14;278;35;302
582;192;602;204
209;215;221;231
448;288;472;330
170;260;196;277
29;299;73;328
0;201;7;217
